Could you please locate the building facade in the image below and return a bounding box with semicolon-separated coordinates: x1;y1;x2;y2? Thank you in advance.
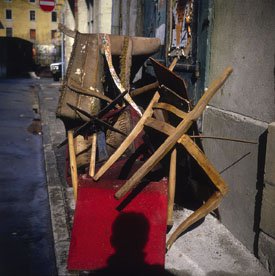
0;0;64;66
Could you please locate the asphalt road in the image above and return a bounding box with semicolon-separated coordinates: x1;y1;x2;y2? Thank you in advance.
0;78;57;276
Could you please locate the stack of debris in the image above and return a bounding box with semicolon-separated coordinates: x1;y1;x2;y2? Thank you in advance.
56;24;232;273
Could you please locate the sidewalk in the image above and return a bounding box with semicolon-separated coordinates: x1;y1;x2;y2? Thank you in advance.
38;78;271;276
38;79;75;276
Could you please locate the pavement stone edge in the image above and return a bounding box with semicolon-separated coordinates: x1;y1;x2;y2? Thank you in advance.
37;82;77;276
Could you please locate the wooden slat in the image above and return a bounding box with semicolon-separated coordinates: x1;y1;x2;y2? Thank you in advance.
153;102;187;119
144;117;175;134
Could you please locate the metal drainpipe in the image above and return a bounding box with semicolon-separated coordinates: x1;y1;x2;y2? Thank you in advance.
111;0;120;35
74;0;78;30
61;7;65;79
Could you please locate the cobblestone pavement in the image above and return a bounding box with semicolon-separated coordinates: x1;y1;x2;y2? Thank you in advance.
38;78;271;276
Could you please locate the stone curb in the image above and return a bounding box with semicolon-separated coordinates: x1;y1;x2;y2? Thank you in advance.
37;82;77;276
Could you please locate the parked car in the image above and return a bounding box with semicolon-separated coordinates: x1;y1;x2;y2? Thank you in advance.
50;62;62;81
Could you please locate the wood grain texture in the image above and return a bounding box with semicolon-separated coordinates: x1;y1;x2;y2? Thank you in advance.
68;130;78;200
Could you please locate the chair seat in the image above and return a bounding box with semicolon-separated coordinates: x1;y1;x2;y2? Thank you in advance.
67;159;168;271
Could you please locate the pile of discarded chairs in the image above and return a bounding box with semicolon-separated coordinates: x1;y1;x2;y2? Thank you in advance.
56;24;232;272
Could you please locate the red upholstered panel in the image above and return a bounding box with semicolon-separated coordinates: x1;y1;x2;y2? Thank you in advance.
67;177;168;271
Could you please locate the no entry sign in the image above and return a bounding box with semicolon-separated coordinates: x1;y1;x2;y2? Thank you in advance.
39;0;55;12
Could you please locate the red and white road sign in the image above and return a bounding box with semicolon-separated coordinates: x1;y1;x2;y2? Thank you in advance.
39;0;55;12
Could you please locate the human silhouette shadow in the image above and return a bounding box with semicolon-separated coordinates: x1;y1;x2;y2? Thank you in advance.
89;212;174;276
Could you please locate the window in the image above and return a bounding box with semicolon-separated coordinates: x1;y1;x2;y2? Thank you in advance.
51;11;57;22
51;30;57;39
30;29;36;40
6;9;12;20
30;10;35;21
6;27;12;37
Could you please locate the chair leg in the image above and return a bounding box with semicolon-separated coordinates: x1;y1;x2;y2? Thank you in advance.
167;148;177;226
89;133;97;177
179;135;229;196
166;135;229;249
68;130;78;200
166;190;223;250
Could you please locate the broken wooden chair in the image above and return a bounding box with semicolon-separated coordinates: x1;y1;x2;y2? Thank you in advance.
57;25;161;200
56;23;161;128
94;58;233;250
62;90;134;200
94;57;181;223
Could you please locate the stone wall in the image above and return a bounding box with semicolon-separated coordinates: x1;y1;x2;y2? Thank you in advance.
202;0;275;273
259;123;275;274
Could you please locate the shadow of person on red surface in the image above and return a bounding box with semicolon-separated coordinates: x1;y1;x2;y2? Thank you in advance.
90;212;174;276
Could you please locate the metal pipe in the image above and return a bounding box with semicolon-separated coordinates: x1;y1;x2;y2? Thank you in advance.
60;4;65;79
74;0;78;30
